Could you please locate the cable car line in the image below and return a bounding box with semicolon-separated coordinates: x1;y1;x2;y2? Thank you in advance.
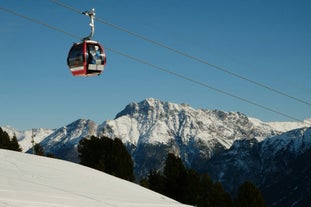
109;48;309;124
50;0;311;108
0;7;80;40
0;6;309;125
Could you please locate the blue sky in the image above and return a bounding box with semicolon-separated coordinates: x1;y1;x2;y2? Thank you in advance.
0;0;310;130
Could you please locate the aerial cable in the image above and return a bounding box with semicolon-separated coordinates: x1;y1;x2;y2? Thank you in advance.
50;0;311;108
0;6;310;125
0;7;80;40
109;48;309;124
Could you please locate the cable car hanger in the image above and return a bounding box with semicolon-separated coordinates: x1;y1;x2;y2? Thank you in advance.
82;8;95;41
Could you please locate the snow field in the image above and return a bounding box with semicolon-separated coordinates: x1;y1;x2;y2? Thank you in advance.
0;149;191;207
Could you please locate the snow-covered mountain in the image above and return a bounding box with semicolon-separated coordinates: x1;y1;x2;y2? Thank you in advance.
1;125;54;152
0;149;191;207
266;118;311;132
39;119;98;161
100;98;279;146
205;127;311;206
98;98;281;176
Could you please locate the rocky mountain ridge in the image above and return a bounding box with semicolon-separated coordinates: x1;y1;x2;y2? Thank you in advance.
204;127;311;206
3;98;309;153
98;98;283;176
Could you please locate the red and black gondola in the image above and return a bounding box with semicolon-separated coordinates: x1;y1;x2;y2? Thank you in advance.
67;40;106;76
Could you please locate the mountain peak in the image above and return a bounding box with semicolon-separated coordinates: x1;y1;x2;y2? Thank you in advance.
39;119;98;158
115;98;191;120
144;97;157;105
104;99;279;150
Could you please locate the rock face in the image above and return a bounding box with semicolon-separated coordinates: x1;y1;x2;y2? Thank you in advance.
98;98;279;177
39;119;98;162
205;127;311;206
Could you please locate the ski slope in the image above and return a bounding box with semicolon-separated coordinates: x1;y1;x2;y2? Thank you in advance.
0;149;191;207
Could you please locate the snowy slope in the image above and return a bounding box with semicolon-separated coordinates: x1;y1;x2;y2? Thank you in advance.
0;149;191;207
261;127;311;157
266;118;311;132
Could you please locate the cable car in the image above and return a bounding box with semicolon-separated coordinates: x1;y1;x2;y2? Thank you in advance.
67;8;106;76
67;40;106;76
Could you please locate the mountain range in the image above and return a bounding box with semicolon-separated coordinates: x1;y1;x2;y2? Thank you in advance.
2;98;311;206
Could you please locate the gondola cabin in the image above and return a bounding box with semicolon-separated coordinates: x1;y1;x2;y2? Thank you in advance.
67;40;106;76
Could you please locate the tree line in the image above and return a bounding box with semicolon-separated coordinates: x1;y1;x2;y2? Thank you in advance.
0;129;266;207
78;135;135;181
0;127;22;151
0;127;54;156
141;153;266;207
77;135;266;207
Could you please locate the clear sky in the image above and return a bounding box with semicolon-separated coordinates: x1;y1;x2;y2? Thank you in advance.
0;0;310;130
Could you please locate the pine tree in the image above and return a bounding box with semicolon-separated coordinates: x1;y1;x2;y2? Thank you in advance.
34;143;45;156
163;153;187;202
196;173;214;207
147;169;166;194
142;153;233;207
0;127;11;150
234;181;266;207
184;169;201;205
0;128;22;152
212;182;233;207
78;136;104;169
111;138;135;181
78;136;135;181
10;134;22;152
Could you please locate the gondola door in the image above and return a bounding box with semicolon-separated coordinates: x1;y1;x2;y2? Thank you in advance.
67;42;87;76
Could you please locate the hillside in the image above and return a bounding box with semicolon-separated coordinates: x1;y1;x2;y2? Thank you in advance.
0;149;191;207
179;126;311;206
